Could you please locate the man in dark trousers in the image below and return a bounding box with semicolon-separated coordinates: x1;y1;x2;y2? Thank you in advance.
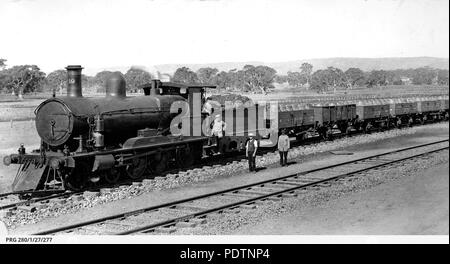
278;129;290;166
246;132;258;172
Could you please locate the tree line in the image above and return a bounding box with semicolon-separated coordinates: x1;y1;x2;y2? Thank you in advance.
0;57;448;96
0;59;154;96
167;63;449;93
172;65;277;94
278;63;449;93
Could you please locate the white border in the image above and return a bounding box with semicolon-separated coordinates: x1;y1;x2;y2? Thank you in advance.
1;235;449;244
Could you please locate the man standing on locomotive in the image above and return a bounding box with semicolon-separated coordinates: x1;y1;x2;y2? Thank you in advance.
246;133;258;172
278;129;290;166
211;114;227;153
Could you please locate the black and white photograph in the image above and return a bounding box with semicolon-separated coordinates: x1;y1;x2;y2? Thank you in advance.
0;0;448;247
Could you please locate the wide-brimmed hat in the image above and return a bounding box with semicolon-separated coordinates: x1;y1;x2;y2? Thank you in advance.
248;132;255;137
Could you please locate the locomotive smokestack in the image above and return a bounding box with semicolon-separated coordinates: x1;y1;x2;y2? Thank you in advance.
66;65;83;97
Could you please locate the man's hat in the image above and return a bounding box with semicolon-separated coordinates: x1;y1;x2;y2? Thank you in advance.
248;132;255;137
215;114;221;118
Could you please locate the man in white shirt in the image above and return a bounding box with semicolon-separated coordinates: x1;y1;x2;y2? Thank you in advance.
277;129;290;166
212;114;226;153
246;132;258;172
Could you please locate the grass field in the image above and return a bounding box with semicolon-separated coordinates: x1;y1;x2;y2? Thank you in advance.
0;101;39;122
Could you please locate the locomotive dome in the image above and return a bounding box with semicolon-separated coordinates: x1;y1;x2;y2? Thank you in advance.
106;72;126;98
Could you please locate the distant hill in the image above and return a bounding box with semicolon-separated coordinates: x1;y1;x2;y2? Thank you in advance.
269;57;449;74
82;57;449;76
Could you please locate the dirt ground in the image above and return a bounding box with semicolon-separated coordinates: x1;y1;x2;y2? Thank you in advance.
234;161;449;235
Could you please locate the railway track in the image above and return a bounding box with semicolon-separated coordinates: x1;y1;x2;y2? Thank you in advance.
0;190;77;211
31;139;449;235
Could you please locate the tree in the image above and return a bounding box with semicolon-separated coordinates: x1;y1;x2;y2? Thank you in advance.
0;58;6;70
227;69;246;91
286;71;305;88
45;69;66;95
300;62;313;86
327;67;347;88
124;67;154;92
412;67;436;85
215;70;230;91
241;65;277;94
0;71;9;93
345;68;365;88
172;67;199;84
310;69;329;92
82;74;98;93
275;75;288;84
2;65;46;95
366;70;388;87
197;67;218;85
437;69;449;85
310;67;347;92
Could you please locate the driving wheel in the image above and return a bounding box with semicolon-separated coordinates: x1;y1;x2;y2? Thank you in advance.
150;153;168;174
126;157;147;180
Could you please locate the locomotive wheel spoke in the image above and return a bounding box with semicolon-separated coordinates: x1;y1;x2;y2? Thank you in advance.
150;153;167;174
126;157;147;180
103;168;121;184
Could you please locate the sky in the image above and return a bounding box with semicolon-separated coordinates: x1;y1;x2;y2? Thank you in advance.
0;0;448;74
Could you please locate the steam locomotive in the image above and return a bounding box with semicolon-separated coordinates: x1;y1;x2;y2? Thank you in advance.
3;65;449;192
4;66;215;191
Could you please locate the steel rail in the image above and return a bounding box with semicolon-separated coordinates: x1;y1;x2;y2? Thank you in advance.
0;189;65;199
0;191;79;211
31;139;448;235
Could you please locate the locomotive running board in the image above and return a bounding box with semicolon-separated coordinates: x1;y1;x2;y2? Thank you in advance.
11;160;47;192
